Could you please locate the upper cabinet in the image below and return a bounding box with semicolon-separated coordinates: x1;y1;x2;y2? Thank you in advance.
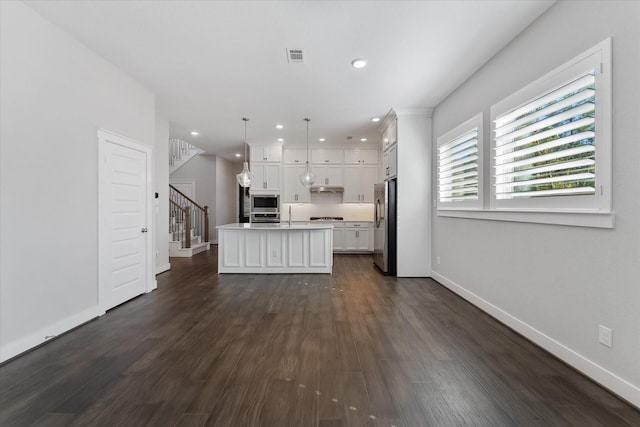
343;165;377;203
311;149;343;164
380;116;398;181
314;165;344;187
251;146;282;163
283;149;308;164
283;165;310;202
282;146;378;203
250;145;282;193
381;144;397;180
251;164;281;192
345;149;379;165
382;119;397;152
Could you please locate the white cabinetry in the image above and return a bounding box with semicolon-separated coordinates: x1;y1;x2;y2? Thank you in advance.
344;165;377;203
381;117;398;181
382;144;397;180
283;149;308;164
333;226;345;251
382;119;397;151
217;225;333;274
311;149;343;164
283;165;310;202
345;149;378;165
250;145;282;193
251;163;280;192
343;222;371;252
251;146;282;163
314;165;344;186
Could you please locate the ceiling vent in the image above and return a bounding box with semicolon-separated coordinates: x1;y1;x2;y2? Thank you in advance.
286;48;305;63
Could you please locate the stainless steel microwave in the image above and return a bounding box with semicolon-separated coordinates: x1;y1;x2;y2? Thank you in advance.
250;194;280;212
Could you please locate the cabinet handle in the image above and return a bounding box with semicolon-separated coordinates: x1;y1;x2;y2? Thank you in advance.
325;178;328;185
295;160;299;163
325;160;329;163
356;231;359;238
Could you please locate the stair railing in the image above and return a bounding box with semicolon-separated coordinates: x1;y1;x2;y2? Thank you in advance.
169;185;209;249
169;139;199;166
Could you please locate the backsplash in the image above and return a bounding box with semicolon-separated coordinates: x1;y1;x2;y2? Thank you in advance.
282;198;374;221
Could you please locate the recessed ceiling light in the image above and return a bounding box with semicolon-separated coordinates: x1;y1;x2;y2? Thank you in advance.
275;124;284;129
351;58;367;69
371;117;380;122
277;138;284;142
235;153;241;157
319;138;326;142
360;138;367;142
190;131;199;136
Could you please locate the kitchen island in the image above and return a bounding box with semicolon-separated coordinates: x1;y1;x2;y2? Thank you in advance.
216;223;333;274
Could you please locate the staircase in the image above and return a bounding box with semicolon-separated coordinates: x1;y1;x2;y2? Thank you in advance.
169;138;204;174
169;185;210;257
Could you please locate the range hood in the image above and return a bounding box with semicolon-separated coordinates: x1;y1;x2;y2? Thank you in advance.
309;185;344;194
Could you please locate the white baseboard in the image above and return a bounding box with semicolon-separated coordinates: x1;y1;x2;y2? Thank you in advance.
155;262;171;274
432;271;640;409
0;305;104;363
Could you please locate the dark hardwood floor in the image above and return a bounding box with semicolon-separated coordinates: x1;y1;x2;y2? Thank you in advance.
1;248;638;426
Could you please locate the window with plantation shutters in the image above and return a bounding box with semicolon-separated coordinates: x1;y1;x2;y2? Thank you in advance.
490;39;611;213
494;72;596;199
437;114;483;209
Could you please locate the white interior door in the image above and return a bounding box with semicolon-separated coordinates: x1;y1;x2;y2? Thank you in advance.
99;129;153;311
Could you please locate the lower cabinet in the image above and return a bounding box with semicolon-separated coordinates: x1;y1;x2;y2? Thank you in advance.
334;222;372;253
333;227;345;252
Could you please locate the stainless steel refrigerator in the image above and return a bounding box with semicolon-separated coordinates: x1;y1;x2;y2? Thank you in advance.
373;179;397;275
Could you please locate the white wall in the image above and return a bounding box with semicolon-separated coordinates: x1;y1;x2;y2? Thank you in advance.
0;2;155;361
431;1;640;406
170;155;217;241
215;157;239;242
396;111;432;277
155;112;170;273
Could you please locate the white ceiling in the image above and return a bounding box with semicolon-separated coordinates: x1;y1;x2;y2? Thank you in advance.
26;0;555;160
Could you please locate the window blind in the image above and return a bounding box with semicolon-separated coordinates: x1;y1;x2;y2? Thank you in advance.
493;70;596;200
438;128;479;202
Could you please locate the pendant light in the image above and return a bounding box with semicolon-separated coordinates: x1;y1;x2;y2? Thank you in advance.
299;117;315;186
236;117;253;187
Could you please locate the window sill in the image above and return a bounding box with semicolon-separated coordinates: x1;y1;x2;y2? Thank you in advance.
436;209;615;228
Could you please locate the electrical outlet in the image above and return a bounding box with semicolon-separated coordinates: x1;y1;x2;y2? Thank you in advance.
436;256;441;265
599;325;612;348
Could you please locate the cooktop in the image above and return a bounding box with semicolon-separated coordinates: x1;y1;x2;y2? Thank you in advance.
310;216;344;221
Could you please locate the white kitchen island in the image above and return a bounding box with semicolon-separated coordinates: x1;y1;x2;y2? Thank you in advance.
216;223;333;274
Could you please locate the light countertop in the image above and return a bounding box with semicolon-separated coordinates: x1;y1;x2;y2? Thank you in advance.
217;223;334;230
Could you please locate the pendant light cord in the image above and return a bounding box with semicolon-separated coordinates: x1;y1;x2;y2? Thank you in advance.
304;118;310;162
243;117;249;161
